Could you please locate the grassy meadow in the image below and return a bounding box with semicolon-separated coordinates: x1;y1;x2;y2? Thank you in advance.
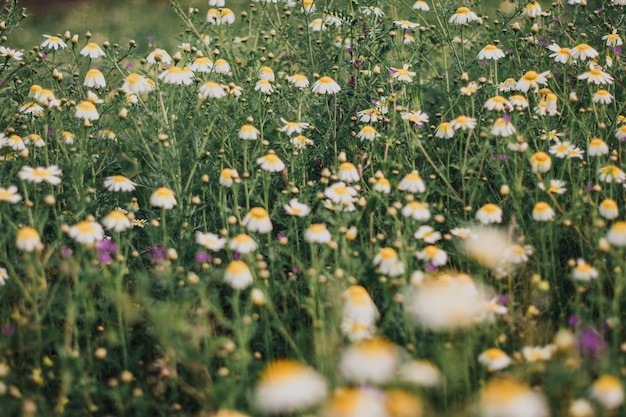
0;0;624;415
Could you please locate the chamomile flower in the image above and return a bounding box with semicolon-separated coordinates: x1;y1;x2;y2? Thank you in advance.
357;125;380;141
101;209;132;232
394;20;420;29
491;116;516;137
84;68;106;88
308;18;326;32
254;359;327;414
448;6;479;24
0;46;22;61
532;202;555;221
503;244;534;264
342;285;379;326
484;96;513;112
341;320;376;342
18;165;62;185
304;223;332;244
549;141;574;158
159;66;194;85
68;220;105;245
312;76;341;94
603;30;623;47
291;135;314;148
189;56;213;72
548;43;570;64
616;125;626;141
478;44;505;60
539;179;567;194
434;122;455;138
479;378;549;417
3;135;25;151
373;176;391;194
229;234;258;254
195;232;226;251
509;95;529;109
224;260;253;290
416;245;448;266
570;43;599;61
323;388;387;417
146;48;172;64
199;81;227;99
361;6;385;16
522;1;542;17
390;65;416;83
478;348;512;372
373;247;405;277
75;100;99;121
104;175;137;192
590;375;624;410
339;338;398;384
284;199;311;217
238;124;260;140
460;82;480;96
413;0;430;10
287;74;310;88
599;198;619;219
606;221;626;246
450;115;477;131
476;203;503;224
0;185;21;204
41;35;67;50
398;171;426;193
80;42;105;59
516;70;550;93
16;227;43;252
213;59;231;73
150;187;177;209
414;226;442;244
398;360;442;387
0;267;8;285
243;207;273;234
255;79;274;94
337;162;360;183
401;110;429;126
122;73;152;94
572;259;598;282
593;89;614;104
20;102;44;116
208;8;235;24
598;165;626;183
402;201;431;221
257;152;285;172
324;182;357;205
258;66;275;82
530;151;551;173
301;0;316;14
280;118;309;135
578;67;613;85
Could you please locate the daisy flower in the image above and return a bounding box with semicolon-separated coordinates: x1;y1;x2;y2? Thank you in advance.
402;201;431;221
238;124;260;140
312;76;341;94
18;165;62;185
599;198;619;219
16;227;43;252
398;171;426;193
593;89;614;104
0;185;21;203
80;42;105;59
150;187;177;209
476;203;503;224
477;44;505;60
339;338;398;384
577;67;613;85
68;220;105;245
224;260;254;290
280;118;309;135
254;359;327;414
598;165;626;183
257;152;285;172
570;43;599;61
448;6;479;24
158;66;194;86
304;224;332;244
146;48;172;64
337;162;360;183
590;375;624;410
572;259;598;282
229;234;258;254
243;207;273;234
484;96;513;112
41;35;67;50
478;348;512;372
284;199;310;217
199;81;227;99
450;115;477;131
548;43;570;64
532;202;555;221
516;70;550;93
390;65;416;83
357;125;380;141
101;209;132;232
195;232;226;251
434;122;455;138
373;247;405;277
530;151;551;173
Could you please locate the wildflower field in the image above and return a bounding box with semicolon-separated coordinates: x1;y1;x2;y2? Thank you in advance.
1;0;626;415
